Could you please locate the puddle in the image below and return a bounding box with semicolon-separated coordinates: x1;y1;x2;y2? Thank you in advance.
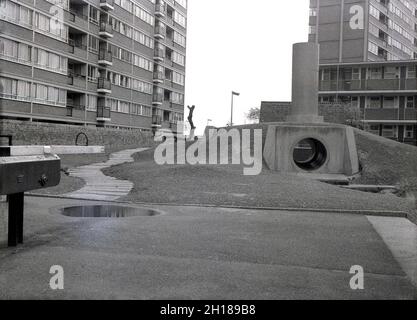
61;205;160;218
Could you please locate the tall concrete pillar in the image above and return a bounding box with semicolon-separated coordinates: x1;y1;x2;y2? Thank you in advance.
287;42;324;123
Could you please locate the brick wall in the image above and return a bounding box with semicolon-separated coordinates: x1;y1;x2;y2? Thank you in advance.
0;119;156;151
260;101;362;126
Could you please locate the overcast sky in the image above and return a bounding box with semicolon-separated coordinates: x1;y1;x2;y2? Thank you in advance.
184;0;310;134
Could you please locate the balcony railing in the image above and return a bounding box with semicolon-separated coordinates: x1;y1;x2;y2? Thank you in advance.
152;94;163;104
319;79;400;91
155;3;166;17
100;0;114;11
98;50;113;65
152;115;162;126
99;21;113;38
97;78;111;93
153;71;164;82
97;106;111;120
68;39;87;53
154;48;165;61
155;24;166;38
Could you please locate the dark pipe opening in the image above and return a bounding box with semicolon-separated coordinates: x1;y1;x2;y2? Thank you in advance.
293;138;327;171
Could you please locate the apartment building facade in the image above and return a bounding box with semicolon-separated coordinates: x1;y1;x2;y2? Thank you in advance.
309;0;417;145
0;0;187;133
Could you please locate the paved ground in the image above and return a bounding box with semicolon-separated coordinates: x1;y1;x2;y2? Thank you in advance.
63;148;148;201
0;196;416;300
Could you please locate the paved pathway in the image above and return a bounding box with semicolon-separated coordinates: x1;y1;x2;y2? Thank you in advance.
63;148;148;201
1;197;416;299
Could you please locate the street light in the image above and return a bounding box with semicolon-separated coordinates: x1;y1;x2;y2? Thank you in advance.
230;91;240;126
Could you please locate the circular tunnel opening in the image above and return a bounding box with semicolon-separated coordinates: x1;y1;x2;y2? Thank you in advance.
293;138;327;171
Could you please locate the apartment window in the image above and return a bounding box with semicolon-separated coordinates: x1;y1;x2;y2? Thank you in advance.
176;0;187;9
88;65;99;82
0;0;32;27
368;67;383;79
133;29;154;48
383;96;398;108
369;23;379;37
0;38;32;63
86;95;97;111
88;36;99;53
130;103;141;115
119;101;130;113
382;125;398;138
352;68;360;80
33;83;66;106
384;67;399;79
19;6;32;26
172;71;184;85
170;92;184;104
0;77;30;100
172;51;185;66
133;5;154;25
369;5;380;19
33;48;67;73
405;125;414;138
406;96;415;108
133;55;153;71
368;42;379;56
173;31;186;47
131;79;152;94
142;106;151;116
120;75;130;88
407;66;416;78
173;11;186;27
108;98;118;112
368;96;381;108
89;6;99;24
34;12;68;41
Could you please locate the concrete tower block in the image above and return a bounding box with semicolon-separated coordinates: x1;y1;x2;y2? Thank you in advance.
287;42;324;123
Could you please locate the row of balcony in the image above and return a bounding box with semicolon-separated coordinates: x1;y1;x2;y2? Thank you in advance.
66;107;179;128
65;74;112;94
66;105;111;122
319;78;417;92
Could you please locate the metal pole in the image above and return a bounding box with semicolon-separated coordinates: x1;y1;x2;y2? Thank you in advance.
230;92;234;126
8;192;24;247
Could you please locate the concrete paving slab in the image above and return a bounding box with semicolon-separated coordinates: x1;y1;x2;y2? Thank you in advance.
367;216;417;287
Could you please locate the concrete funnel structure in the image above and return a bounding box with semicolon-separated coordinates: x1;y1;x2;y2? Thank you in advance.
263;42;359;179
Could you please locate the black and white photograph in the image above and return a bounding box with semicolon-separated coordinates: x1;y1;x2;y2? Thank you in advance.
0;0;417;307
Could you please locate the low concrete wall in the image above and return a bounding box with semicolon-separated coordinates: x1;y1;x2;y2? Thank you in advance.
0;120;156;151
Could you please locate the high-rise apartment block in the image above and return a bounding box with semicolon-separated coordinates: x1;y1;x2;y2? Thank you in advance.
0;0;187;133
309;0;417;145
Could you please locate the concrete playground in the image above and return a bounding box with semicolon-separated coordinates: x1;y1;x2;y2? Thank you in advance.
0;196;416;300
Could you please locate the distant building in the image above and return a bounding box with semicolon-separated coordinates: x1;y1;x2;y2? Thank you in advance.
262;0;417;146
0;0;187;133
310;0;417;145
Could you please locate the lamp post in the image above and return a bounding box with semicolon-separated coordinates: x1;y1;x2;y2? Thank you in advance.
230;91;240;126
